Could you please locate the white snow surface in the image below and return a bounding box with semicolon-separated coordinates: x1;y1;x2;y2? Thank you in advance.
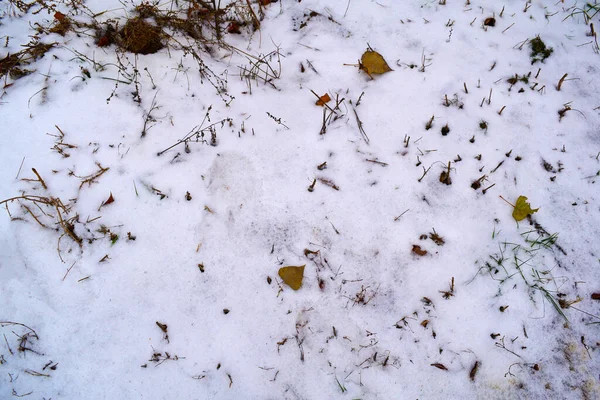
1;0;600;398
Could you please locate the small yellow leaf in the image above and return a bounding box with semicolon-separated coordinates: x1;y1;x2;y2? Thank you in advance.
278;265;305;290
512;196;539;221
360;50;393;78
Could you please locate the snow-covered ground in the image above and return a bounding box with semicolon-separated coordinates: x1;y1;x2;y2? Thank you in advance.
1;0;599;398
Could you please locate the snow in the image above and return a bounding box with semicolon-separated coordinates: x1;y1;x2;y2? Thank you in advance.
1;0;599;398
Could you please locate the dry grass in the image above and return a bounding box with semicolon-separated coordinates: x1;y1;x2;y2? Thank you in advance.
0;41;55;83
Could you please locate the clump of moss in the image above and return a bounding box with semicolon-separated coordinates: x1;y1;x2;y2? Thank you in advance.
530;36;553;64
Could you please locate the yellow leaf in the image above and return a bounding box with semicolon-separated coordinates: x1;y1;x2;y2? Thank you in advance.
512;196;539;221
360;50;393;78
278;265;305;290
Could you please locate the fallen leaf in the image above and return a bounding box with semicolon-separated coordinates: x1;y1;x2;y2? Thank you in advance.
315;93;331;106
429;231;445;246
412;245;427;256
512;195;539;221
54;12;66;21
278;265;305;290
431;363;448;371
227;21;241;34
99;192;115;210
98;36;110;47
590;293;600;300
360;50;393;78
484;17;496;27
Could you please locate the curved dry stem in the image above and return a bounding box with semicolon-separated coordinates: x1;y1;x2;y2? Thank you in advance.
0;321;39;340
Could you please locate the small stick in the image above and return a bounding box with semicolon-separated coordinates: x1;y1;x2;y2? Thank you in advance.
498;105;506;115
62;261;76;281
306;60;319;74
490;160;504;173
310;89;337;114
22;204;47;228
15;157;25;179
556;73;568;91
502;23;515;33
418;165;433;182
25;370;51;378
487;88;493;105
0;321;39;339
31;168;48;190
320;108;327;135
425;115;435;130
318;178;340;191
535;68;541;79
352;108;370;145
463;82;468;94
54;125;66;138
356;91;365;106
245;0;260;30
482;183;496;194
326;216;340;235
499;195;515;207
55;203;82;246
3;333;13;355
365;159;388;166
394;209;410;221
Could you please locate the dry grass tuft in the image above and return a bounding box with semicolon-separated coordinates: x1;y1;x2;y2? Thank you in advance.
119;18;164;55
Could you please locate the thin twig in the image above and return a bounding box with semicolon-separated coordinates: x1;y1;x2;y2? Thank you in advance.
352;108;370;145
0;321;39;339
394;209;410;221
62;261;76;281
245;0;260;29
15;157;25;179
